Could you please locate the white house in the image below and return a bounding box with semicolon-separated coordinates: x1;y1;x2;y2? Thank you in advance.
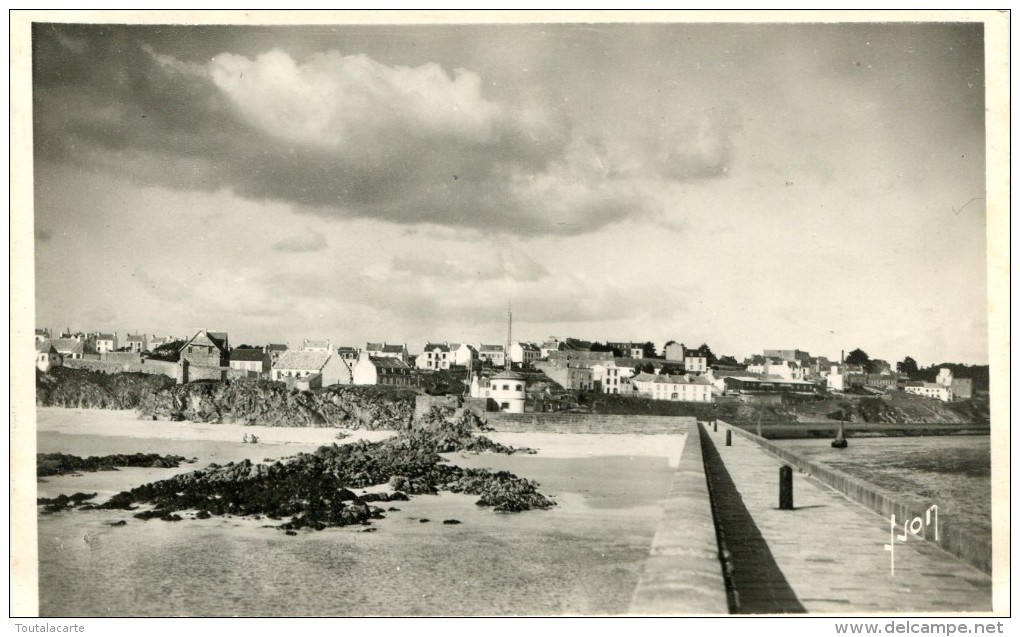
508;341;540;368
125;334;147;353
449;343;479;367
684;354;708;373
487;369;526;413
650;374;714;403
478;344;506;367
904;382;953;402
592;362;631;395
416;342;452;370
272;349;331;381
36;341;62;372
93;332;118;353
365;342;409;364
352;351;414;386
229;348;271;376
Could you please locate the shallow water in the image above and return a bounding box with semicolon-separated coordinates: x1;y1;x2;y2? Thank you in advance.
35;409;684;616
774;436;991;539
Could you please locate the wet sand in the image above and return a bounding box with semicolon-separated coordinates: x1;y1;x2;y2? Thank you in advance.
36;408;685;616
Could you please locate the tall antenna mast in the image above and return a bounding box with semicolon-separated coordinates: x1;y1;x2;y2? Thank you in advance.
506;300;512;370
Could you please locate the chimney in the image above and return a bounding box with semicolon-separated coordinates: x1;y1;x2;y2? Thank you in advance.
841;350;845;363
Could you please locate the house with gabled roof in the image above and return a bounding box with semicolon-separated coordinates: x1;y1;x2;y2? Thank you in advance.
508;341;540;368
35;328;50;343
36;341;62;372
148;335;175;352
353;351;414;386
448;343;479;367
125;334;147;353
92;332;118;353
271;349;331;382
478;344;506;367
366;342;409;364
416;342;451;371
49;337;99;360
229;348;271;376
301;338;331;352
650;374;714;403
177;330;230;383
336;346;360;362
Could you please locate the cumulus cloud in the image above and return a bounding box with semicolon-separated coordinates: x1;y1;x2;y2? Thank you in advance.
34;26;731;236
271;230;328;253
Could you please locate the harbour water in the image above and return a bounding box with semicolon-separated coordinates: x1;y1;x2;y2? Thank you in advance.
773;436;992;541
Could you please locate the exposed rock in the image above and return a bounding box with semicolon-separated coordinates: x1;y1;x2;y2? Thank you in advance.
84;419;554;532
36;367;175;409
137;379;416;428
442;519;461;525
37;453;187;477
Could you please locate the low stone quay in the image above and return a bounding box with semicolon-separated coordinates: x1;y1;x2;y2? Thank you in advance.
629;419;992;615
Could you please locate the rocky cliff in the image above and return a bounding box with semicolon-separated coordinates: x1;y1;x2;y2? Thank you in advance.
137;379;417;429
36;367;176;409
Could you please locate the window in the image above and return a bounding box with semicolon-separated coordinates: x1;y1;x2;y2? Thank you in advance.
500;402;510;410
502;384;509;391
515;384;522;391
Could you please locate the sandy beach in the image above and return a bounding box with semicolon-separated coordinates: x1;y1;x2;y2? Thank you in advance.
35;407;686;616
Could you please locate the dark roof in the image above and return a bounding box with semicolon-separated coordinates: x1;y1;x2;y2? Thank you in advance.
424;342;450;352
207;332;228;347
370;356;410;370
267;343;289;352
381;344;406;353
230;349;268;362
96;333;116;341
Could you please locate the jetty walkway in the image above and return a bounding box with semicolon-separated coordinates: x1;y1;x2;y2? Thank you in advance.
632;420;992;614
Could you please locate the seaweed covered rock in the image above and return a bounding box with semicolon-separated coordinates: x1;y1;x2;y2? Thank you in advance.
86;419;555;530
37;453;190;477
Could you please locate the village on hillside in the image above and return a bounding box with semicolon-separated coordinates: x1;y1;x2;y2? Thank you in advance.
33;325;979;415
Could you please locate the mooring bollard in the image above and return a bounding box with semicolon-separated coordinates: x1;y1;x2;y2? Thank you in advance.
713;420;718;432
779;465;794;510
725;429;732;446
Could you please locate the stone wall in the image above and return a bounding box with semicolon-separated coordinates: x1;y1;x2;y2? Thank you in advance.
717;420;991;574
630;421;729;614
64;358;176;377
484;412;693;435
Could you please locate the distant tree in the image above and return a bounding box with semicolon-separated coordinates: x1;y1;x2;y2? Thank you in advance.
896;356;919;377
717;355;739;367
660;363;684;375
234;344;257;350
641;341;657;359
844;348;871;367
590;342;615;353
694;343;718;365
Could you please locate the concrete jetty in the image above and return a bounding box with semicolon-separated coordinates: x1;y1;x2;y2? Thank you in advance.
700;422;991;613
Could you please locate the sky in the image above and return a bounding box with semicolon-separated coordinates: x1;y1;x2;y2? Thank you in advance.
31;20;990;366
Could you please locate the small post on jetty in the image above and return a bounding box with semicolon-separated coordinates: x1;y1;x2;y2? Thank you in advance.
779;465;794;510
713;420;718;432
725;429;732;446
